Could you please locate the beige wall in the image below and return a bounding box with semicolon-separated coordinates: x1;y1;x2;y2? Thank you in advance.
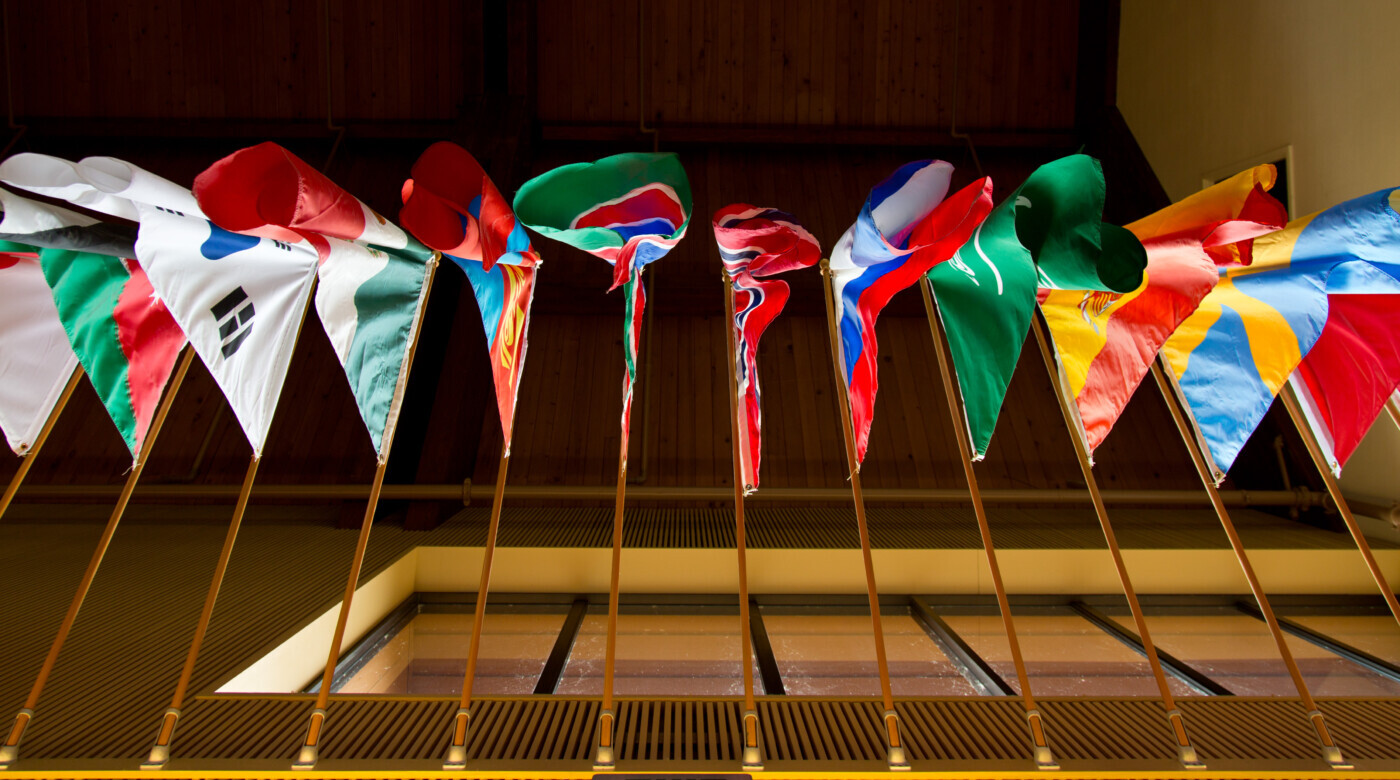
1118;0;1400;503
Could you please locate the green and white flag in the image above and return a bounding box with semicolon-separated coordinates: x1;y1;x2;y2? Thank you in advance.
927;154;1146;459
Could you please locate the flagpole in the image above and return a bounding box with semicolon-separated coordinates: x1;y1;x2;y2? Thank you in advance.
293;255;439;771
595;270;644;771
1029;316;1203;768
144;278;320;770
1280;386;1400;631
819;259;909;771
918;279;1056;770
722;274;762;771
443;443;511;770
1150;359;1350;769
0;346;195;771
141;454;258;770
0;366;83;522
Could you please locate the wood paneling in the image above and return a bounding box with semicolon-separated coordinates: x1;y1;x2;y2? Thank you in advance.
7;0;484;121
535;0;1081;130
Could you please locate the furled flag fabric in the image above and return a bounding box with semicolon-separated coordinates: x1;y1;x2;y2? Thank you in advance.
1038;165;1287;453
194;143;436;460
0;153;320;458
0;191;94;455
514;153;692;460
0;182;184;459
927;155;1146;460
401;141;539;449
713;204;822;491
513;152;691;290
829;160;993;463
1162;186;1400;479
1291;292;1400;473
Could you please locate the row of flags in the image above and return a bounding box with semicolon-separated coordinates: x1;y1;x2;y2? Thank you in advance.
0;145;1397;499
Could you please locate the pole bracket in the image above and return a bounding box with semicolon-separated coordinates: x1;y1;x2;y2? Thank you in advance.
140;707;183;770
593;708;616;770
1024;708;1058;770
740;709;763;770
1165;709;1205;769
0;709;34;769
884;709;910;771
442;708;471;769
291;708;326;771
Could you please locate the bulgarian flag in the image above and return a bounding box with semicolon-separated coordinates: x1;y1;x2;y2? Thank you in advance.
400;142;538;450
1038;165;1287;453
0;153;320;458
514;153;691;461
927;155;1147;460
194;143;436;461
0;182;185;460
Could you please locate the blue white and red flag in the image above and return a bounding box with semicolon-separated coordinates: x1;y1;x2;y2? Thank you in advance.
713;205;821;491
829;161;993;463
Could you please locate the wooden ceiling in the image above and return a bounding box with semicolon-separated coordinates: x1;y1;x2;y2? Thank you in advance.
0;1;1323;520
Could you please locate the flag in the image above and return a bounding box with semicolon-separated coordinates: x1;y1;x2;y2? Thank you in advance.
0;164;186;459
829;160;993;463
514;153;692;460
927;155;1146;460
513;152;691;290
0;153;320;458
1291;293;1400;473
713;204;821;491
1163;186;1400;479
194;143;436;461
0;192;91;455
1038;165;1287;453
400;142;539;450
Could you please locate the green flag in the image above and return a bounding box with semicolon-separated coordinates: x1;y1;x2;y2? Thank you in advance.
927;154;1146;459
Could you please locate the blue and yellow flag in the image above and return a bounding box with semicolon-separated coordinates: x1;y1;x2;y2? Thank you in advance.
1162;187;1400;479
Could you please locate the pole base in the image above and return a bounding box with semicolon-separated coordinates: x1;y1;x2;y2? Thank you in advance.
592;743;615;771
741;742;764;771
1177;742;1206;770
443;742;467;770
140;743;170;771
593;708;616;771
886;744;911;771
291;743;319;770
442;708;470;770
1033;744;1059;771
1322;744;1353;770
0;709;33;770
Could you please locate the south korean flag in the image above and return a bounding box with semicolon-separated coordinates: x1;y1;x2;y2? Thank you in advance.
134;205;318;457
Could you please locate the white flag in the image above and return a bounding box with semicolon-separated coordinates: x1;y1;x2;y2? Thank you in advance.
0;252;78;456
0;154;318;457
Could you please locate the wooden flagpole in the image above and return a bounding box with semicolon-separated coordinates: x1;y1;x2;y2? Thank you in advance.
1150;359;1350;768
1029;316;1203;769
1280;386;1400;630
443;443;512;770
0;366;83;522
142;454;258;770
595;270;645;771
144;279;320;770
919;280;1056;770
722;274;762;771
819;260;909;771
293;255;439;771
0;346;195;770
